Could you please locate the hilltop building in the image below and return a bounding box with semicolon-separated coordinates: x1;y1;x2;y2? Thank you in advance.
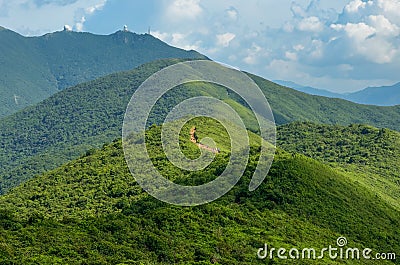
63;25;72;32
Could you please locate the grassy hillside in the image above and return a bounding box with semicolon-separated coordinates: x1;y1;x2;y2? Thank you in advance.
277;122;400;211
0;118;398;264
0;27;206;117
1;59;400;194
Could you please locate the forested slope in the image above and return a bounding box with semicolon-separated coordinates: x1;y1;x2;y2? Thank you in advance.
0;118;398;264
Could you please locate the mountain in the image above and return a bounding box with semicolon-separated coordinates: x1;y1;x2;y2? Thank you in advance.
347;82;400;106
0;28;56;118
249;74;400;126
277;122;400;211
273;80;345;98
0;27;206;118
276;80;400;106
0;118;398;264
1;59;400;194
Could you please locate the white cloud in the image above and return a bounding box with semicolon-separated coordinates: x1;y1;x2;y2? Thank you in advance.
216;32;236;47
283;22;295;32
331;1;400;65
152;31;169;42
85;1;106;14
0;0;107;35
172;33;185;45
377;0;400;12
226;6;238;21
310;39;324;59
338;64;354;72
291;2;307;18
298;16;324;32
341;22;376;41
150;31;201;51
331;22;398;64
75;16;86;31
243;43;263;65
243;56;256;65
165;0;203;22
285;51;298;61
293;44;305;51
345;0;367;13
167;0;400;90
266;59;306;80
368;15;400;37
75;0;106;31
262;0;400;89
118;0;400;91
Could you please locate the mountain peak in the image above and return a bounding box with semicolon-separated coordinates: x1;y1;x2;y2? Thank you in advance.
347;82;400;106
113;29;139;35
0;29;206;118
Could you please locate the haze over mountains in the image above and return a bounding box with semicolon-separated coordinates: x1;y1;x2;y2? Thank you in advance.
0;26;205;118
275;80;400;106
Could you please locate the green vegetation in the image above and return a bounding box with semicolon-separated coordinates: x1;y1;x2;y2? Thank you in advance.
1;59;400;194
0;59;186;193
0;28;57;118
1;27;399;265
277;122;400;211
0;118;398;264
0;27;206;117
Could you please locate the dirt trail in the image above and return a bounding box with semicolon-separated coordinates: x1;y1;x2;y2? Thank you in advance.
190;126;220;154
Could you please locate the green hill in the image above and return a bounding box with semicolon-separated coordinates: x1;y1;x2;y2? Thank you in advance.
0;27;206;118
0;28;56;118
277;122;400;211
1;59;400;194
0;118;398;264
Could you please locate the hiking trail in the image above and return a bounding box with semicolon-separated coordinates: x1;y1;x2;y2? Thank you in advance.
190;126;220;154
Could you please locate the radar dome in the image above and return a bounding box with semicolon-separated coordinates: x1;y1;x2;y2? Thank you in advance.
64;25;72;31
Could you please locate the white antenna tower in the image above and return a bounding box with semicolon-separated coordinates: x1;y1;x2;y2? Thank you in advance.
14;94;20;105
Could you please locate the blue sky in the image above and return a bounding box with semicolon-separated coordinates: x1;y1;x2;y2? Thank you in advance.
1;0;399;92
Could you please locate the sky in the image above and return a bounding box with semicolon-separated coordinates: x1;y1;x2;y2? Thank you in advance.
0;0;399;92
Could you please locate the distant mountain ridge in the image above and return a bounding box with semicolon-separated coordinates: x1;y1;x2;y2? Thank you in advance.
0;27;206;118
275;80;400;106
346;82;400;106
273;80;344;98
